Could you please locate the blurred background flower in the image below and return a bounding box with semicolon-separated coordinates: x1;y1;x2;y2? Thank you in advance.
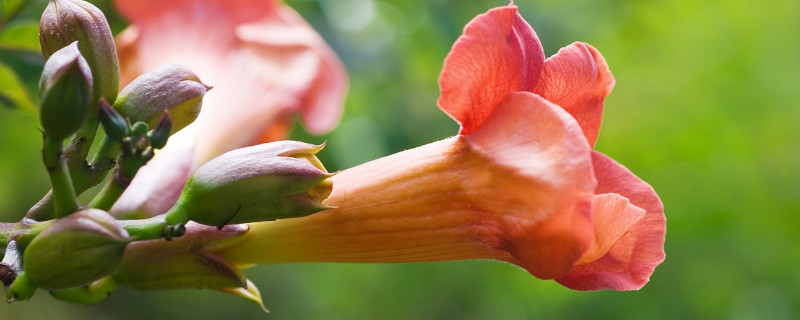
0;0;797;319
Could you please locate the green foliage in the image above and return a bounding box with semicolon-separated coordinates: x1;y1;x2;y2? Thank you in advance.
0;61;35;110
1;0;798;319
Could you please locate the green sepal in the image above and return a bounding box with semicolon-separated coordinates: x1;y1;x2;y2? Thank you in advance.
49;276;117;304
217;279;269;313
114;223;250;291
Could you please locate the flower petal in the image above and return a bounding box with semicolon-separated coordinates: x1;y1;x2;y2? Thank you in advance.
533;42;614;147
218;92;596;280
110;148;197;219
235;5;347;135
114;0;347;162
577;193;645;265
466;91;596;278
115;0;273;26
556;152;666;290
437;4;545;135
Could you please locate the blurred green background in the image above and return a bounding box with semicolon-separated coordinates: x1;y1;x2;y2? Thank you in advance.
1;0;799;318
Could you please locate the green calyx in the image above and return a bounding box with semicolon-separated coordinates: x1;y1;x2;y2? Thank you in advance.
114;223;250;291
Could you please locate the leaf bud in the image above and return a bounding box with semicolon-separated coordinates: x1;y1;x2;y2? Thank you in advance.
23;209;131;290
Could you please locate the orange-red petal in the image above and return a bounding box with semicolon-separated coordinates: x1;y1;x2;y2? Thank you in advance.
437;4;545;135
556;152;666;290
466;91;596;278
533;42;614;147
219;92;596;280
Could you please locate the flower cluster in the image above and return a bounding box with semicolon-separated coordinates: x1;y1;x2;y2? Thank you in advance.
0;0;664;312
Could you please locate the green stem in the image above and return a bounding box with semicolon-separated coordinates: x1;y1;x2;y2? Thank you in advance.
65;116;99;163
43;137;79;218
87;174;125;211
26;132;122;221
1;215;184;252
117;215;185;241
87;147;150;211
164;200;190;225
88;135;121;172
0;220;54;250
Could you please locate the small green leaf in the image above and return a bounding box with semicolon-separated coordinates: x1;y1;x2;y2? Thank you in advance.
0;61;35;111
1;0;27;21
0;19;40;52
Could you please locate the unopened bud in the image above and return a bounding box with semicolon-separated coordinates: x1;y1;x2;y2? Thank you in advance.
147;111;172;149
98;97;130;140
114;64;209;134
23;209;131;290
38;42;92;140
39;0;119;102
166;141;334;227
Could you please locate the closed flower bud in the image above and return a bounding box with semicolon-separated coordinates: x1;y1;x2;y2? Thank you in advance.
146;111;172;149
114;64;209;134
39;0;119;102
38;42;93;140
97;97;130;141
23;209;131;290
166;141;334;227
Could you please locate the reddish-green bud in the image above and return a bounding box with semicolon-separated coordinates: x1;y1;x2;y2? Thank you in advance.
114;64;209;134
38;42;92;140
23;209;131;290
39;0;119;102
166;141;334;227
147;111;172;149
97;97;130;141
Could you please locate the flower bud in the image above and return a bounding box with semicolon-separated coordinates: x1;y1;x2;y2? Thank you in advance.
39;0;119;102
113;64;209;134
23;208;131;290
147;111;172;149
38;42;93;140
97;97;130;141
166;141;334;227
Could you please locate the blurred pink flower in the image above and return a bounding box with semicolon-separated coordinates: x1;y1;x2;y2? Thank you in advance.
217;3;665;291
115;0;347;159
111;0;347;218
